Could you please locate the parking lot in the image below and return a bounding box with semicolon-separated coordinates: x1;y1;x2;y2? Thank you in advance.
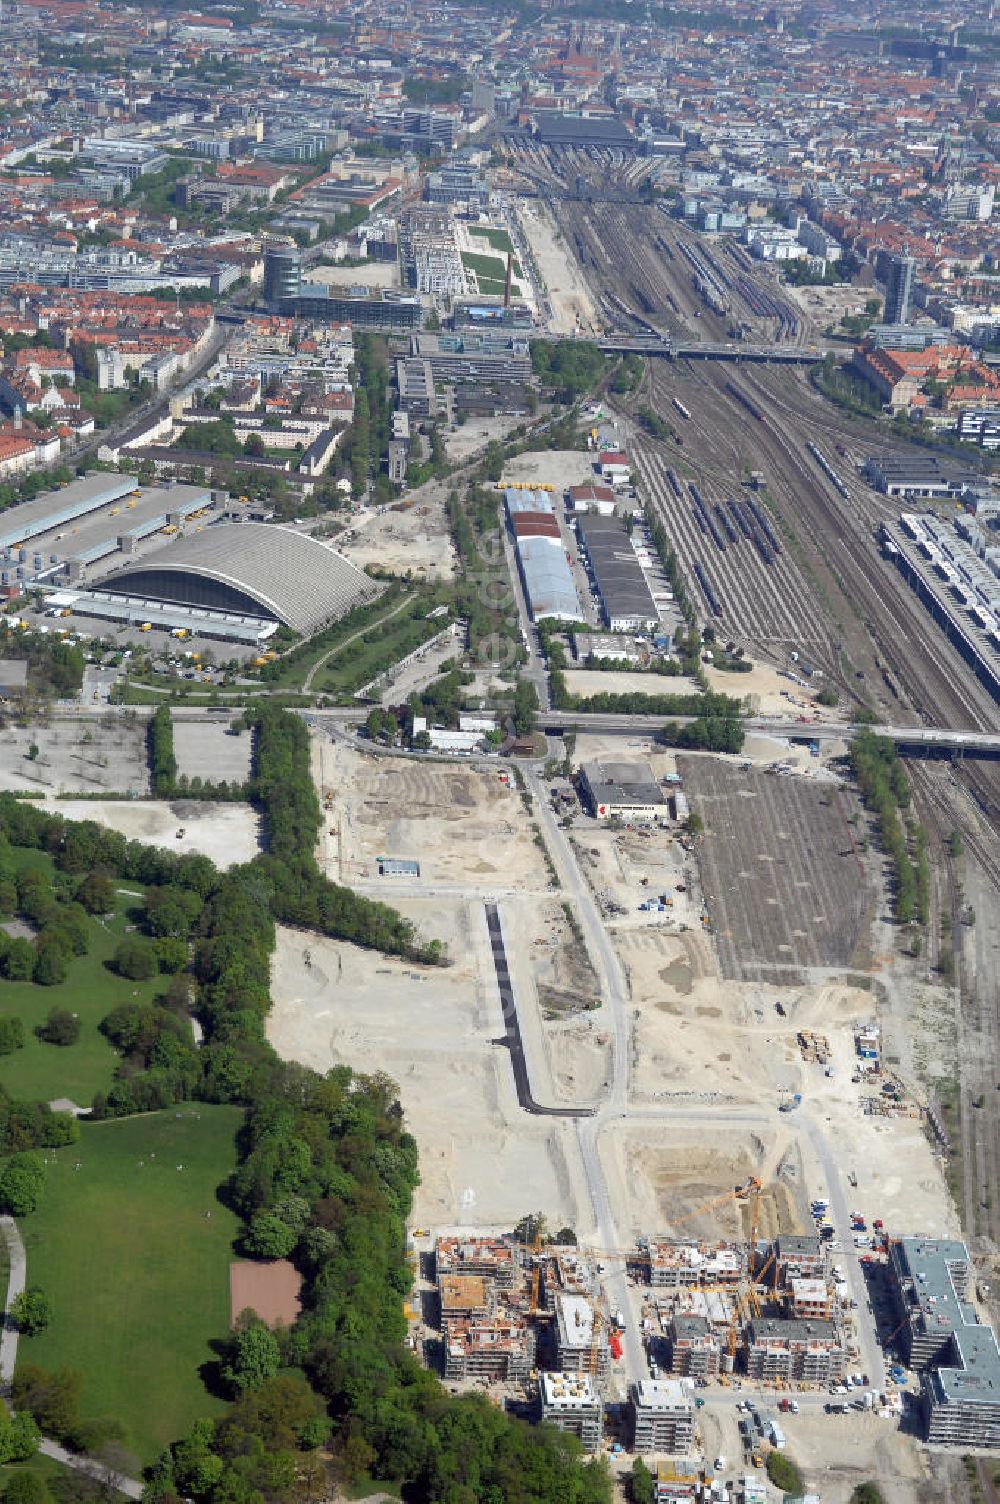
682;758;876;982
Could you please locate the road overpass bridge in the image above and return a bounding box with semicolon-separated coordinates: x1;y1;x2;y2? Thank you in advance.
304;706;1000;759
595;335;830;363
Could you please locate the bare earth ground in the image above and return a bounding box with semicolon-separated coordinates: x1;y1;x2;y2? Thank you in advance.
703;661;849;720
40;798;261;868
336;489;457;580
267;911;590;1232
444;414;527;464
618;927;957;1237
517;199;599;335
564;669;701;698
0;721;149;795
229;1259;302;1328
500;448;597;491
172;721;254;784
312;737;550;890
260;726;963;1502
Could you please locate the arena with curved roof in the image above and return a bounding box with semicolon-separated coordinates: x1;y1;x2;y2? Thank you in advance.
95;522;383;637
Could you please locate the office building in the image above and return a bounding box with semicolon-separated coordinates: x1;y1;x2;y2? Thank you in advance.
884;253;916;326
263;245;302;307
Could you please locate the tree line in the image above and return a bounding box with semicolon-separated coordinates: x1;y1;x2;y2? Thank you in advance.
849;730;928;927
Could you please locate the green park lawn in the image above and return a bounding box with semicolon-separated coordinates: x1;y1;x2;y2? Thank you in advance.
0;892;166;1108
461;248;524;284
469;225;515;256
18;1107;242;1465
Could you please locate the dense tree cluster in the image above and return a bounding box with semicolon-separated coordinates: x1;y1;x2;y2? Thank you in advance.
0;629;84;698
0;851;93;987
0;714;613;1504
13;1365;123;1457
660;715;745;754
849;730;927;926
530;341;608;402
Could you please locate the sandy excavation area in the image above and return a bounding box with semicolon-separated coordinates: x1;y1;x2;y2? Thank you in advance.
603;1123;806;1244
703;660;847;720
616;925;958;1238
336;486;456;580
267;905;589;1231
564;669;701;699
41;798;261;869
313;736;551;891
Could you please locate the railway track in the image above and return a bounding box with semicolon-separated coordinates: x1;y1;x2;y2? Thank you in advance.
908;763;1000;1247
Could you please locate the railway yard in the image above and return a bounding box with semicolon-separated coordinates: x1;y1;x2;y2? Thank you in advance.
681;759;876;984
515;151;1000;1278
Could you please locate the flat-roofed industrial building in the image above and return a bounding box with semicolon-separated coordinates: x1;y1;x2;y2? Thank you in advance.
575;514;659;631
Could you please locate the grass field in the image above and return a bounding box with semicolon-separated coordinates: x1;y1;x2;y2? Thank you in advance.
314;604;448;696
18;1107;242;1465
469;225;514;256
461;249;524;284
0;888;165;1108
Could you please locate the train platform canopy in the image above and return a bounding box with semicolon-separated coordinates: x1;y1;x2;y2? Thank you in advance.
531;112;635;149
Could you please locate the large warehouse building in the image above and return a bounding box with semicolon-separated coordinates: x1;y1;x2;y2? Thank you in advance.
505;489;583;623
92;523;383;639
576;515;659;632
0;473;383;645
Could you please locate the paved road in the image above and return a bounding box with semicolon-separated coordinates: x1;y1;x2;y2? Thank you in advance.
0;1215;25;1395
525;767;647;1382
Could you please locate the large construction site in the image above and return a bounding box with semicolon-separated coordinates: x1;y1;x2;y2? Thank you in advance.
261;152;1000;1503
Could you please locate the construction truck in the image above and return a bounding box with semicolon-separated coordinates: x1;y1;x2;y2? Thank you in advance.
779;1093;802;1113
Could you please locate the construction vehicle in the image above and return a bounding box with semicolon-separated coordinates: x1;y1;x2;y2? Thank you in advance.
779;1093;802;1113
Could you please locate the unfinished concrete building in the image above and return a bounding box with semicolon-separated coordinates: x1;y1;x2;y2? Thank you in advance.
538;1372;604;1452
745;1318;846;1383
554;1294;610;1381
667;1314;722;1378
645;1239;744;1288
629;1379;695;1454
443;1319;535;1383
537;1247;595;1312
438;1274;492;1325
435;1236;517;1289
787;1277;833;1321
773;1235;825;1285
